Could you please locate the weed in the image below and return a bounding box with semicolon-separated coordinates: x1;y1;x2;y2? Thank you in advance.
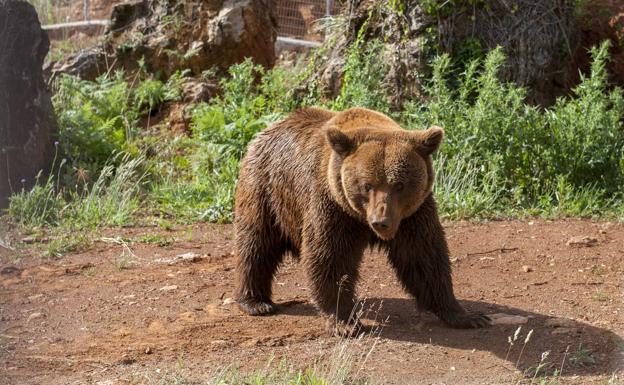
156;218;175;231
137;234;174;247
44;233;90;258
83;266;97;277
569;344;596;367
592;290;609;302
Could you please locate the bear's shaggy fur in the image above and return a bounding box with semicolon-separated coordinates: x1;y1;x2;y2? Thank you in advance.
234;107;490;336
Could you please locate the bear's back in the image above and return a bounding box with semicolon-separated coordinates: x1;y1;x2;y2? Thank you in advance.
236;108;337;242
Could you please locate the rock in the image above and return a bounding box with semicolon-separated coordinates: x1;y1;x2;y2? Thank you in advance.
522;265;533;273
489;313;529;325
0;0;59;209
566;236;598;247
144;346;153;354
159;285;178;291
222;297;235;305
0;266;21;276
545;317;577;328
154;252;204;265
168;103;189;134
182;79;218;103
49;47;108;81
27;312;44;323
53;0;277;80
119;355;136;365
109;0;149;33
303;1;578;108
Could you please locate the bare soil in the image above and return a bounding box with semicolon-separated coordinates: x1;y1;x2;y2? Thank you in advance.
1;219;623;385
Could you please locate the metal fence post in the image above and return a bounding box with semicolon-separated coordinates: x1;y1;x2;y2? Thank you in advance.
83;0;90;21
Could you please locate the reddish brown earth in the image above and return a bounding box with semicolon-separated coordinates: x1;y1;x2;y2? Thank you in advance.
0;220;623;385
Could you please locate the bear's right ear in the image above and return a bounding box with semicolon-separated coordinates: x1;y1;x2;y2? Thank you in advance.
326;127;354;156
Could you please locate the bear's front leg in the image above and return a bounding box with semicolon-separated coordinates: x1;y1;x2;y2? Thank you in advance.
387;195;490;329
302;212;369;337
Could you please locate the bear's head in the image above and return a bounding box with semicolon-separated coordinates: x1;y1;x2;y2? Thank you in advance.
326;121;443;240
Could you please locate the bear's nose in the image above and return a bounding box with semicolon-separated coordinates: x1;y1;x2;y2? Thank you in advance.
371;217;390;231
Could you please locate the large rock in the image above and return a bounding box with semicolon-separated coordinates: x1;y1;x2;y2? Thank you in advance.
0;0;58;209
306;0;578;108
51;0;277;80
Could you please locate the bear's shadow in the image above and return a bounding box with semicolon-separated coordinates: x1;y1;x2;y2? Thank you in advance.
278;298;623;377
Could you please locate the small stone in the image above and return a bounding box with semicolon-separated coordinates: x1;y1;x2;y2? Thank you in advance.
144;346;153;354
545;317;577;328
119;356;136;365
489;313;529;325
159;285;178;292
178;252;201;262
522;265;533;273
27;312;43;323
566;236;598;247
222;297;235;305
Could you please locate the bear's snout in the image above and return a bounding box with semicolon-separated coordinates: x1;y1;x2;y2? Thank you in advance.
370;216;390;231
367;198;398;239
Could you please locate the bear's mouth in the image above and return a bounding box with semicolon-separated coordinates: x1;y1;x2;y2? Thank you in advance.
369;223;398;240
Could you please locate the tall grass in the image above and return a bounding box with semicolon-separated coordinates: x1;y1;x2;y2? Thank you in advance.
8;153;146;229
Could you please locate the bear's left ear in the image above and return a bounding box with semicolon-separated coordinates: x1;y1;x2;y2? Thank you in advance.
326;127;355;156
418;125;444;155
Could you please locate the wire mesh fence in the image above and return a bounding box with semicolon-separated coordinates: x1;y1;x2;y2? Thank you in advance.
276;0;339;41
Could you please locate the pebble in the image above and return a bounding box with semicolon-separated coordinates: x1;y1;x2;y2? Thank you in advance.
489;313;529;325
545;317;577;328
566;236;598;247
159;285;178;292
27;312;43;323
522;265;533;273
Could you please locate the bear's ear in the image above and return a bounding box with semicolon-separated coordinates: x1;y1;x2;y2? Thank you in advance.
326;127;354;156
418;125;444;155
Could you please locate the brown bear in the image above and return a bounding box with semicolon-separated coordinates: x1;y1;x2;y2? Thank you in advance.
234;107;490;336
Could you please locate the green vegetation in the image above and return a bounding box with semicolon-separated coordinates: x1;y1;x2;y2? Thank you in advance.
5;34;624;255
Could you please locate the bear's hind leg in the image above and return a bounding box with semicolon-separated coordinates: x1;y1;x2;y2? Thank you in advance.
234;210;286;316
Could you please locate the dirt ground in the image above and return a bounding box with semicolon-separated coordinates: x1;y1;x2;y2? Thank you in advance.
0;219;623;385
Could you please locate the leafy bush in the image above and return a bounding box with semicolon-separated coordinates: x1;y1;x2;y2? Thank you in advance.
149;60;287;222
404;40;624;217
54;72;139;172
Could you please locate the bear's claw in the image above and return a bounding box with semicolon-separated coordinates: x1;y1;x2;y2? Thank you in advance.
444;311;491;329
238;299;276;316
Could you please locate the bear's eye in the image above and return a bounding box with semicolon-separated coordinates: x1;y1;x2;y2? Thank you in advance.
364;183;373;193
394;182;404;192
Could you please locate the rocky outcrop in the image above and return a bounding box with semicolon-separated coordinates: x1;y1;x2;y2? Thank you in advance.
0;0;58;208
51;0;277;80
307;0;579;108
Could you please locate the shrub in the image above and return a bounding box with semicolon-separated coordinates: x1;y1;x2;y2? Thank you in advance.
403;40;624;216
